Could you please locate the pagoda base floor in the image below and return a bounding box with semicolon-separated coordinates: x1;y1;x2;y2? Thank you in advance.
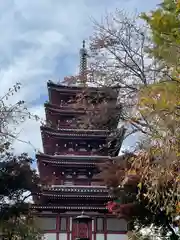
34;212;128;240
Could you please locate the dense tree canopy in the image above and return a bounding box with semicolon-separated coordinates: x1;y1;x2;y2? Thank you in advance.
0;83;41;238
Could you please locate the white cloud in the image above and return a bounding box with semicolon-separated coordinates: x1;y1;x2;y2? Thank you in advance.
0;0;160;160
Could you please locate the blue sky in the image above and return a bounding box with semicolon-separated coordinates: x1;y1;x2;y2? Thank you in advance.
0;0;160;159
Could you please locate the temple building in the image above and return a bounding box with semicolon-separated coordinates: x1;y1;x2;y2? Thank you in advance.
32;42;127;240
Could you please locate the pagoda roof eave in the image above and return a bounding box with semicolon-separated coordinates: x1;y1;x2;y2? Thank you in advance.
36;152;110;160
44;102;119;116
40;126;109;138
42;132;107;139
37;153;109;167
40;125;109;134
41;185;108;192
44;102;85;114
37;192;112;199
31;204;108;211
38;159;100;167
47;80;120;94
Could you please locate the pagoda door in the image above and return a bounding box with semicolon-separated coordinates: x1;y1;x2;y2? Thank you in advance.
72;222;92;240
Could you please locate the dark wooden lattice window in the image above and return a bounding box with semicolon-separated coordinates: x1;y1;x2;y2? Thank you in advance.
96;217;104;232
60;217;67;231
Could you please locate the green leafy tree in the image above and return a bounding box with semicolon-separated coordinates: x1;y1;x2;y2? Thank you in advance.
137;0;180;223
141;0;180;71
0;83;41;239
0;215;42;240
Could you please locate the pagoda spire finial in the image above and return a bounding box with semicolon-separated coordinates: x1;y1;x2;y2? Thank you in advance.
79;40;88;85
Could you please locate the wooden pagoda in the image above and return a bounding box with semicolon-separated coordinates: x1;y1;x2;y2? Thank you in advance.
32;43;127;240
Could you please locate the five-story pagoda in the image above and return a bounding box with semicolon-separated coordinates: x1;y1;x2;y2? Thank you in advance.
33;42;127;240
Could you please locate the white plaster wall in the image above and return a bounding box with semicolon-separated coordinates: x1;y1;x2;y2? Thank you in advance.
96;233;104;240
70;217;72;231
91;233;95;240
59;233;67;240
107;234;128;240
92;219;94;232
43;233;56;240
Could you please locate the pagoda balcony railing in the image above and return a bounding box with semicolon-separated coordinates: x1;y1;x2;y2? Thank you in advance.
49;153;108;159
44;124;80;131
45;101;108;112
56;128;109;133
48;124;79;130
46;184;107;188
45;101;85;111
58;102;82;109
43;122;77;129
32;205;107;211
42;184;109;193
54;151;104;156
42;124;109;134
57;124;77;129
